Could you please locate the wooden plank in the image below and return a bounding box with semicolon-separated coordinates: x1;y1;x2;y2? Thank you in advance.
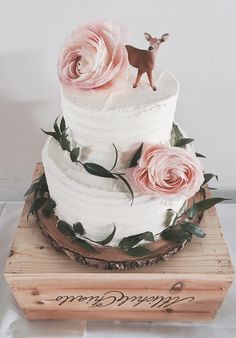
23;309;216;322
5;274;229;322
6;273;229;322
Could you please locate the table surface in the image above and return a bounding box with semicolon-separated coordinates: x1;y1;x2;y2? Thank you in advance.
0;202;235;338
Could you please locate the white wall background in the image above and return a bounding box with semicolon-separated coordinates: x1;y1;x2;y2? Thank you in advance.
0;0;236;201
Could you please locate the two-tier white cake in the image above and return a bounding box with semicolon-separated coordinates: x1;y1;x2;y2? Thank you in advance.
41;20;205;249
43;67;187;246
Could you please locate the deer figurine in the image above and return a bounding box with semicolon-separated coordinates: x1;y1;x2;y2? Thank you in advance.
125;33;169;91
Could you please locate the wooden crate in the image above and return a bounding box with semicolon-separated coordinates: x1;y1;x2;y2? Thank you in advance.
4;164;235;321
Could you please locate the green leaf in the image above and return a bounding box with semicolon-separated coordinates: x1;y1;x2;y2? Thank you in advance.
72;237;98;253
170;123;183;146
83;163;117;178
161;228;191;242
53;116;60;135
119;231;154;250
110;144;118;171
41;129;60;142
27;197;47;220
126;246;151;257
41;198;56;218
175;138;194;147
57;220;75;237
180;222;206;238
129;143;143;168
95;225;116;246
115;174;134;206
24;179;41;197
73;222;85;236
58;221;97;253
188;197;229;219
196;152;206;158
60;130;70;152
70;147;80;163
25;173;48;198
202;173;218;186
164;209;178;227
38;173;49;196
60;116;66;132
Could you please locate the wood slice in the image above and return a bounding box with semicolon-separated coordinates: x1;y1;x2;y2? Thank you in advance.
35;189;205;271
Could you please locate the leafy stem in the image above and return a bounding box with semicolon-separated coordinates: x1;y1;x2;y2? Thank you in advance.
42;117;135;205
58;220;117;253
114;173;134;206
109;143;118;171
159;196;228;242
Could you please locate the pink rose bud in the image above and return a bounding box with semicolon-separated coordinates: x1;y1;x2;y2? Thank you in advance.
130;144;204;200
58;20;128;90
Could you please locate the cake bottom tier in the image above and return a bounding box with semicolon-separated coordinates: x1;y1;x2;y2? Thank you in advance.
42;138;186;246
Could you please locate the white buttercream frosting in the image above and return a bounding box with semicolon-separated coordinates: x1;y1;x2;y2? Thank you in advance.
61;67;179;169
42;138;185;246
42;66;185;246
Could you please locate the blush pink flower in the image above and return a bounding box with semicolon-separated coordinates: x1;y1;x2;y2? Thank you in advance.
58;20;128;90
130;144;204;200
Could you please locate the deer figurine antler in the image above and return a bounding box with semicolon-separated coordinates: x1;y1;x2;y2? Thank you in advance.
125;33;169;91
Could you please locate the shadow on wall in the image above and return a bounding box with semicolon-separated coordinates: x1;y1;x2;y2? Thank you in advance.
0;50;60;201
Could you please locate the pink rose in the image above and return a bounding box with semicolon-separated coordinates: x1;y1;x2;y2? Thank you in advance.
130;144;204;200
58;20;128;90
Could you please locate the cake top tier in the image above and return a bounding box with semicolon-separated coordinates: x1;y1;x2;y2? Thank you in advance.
61;67;179;115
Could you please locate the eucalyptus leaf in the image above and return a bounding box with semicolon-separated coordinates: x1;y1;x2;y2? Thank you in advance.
129;143;143;168
73;222;85;236
41;129;60;142
60;131;71;152
196;152;206;158
188;197;229;219
60;116;66;132
38;173;49;195
170;123;183;146
164;209;178;227
24;179;41;197
27;197;47;220
115;174;134;206
125;246;151;257
175;138;194;147
25;172;48;198
53;116;60;136
119;231;154;250
72;237;98;253
41;198;56;218
180;222;206;238
57;220;75;237
95;225;116;246
202;173;218;186
110;144;118;171
32;173;44;184
83;163;117;178
70;147;80;163
160;228;191;242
